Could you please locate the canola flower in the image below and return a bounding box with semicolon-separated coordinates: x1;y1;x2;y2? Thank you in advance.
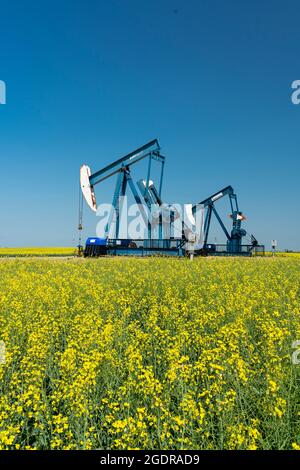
0;256;299;450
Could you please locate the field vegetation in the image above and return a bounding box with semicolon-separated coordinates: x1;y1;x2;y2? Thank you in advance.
0;257;299;449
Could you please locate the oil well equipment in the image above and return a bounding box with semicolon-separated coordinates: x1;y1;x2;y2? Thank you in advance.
79;140;264;257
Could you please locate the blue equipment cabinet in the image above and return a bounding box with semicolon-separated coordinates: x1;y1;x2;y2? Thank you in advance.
84;237;107;257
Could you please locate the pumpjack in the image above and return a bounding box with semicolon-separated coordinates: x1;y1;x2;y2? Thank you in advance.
79;139;264;257
193;186;260;255
79;139;184;256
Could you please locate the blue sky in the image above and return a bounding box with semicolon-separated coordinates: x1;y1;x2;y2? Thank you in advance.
0;0;299;249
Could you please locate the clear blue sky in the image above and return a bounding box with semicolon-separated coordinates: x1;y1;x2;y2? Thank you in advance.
0;0;299;250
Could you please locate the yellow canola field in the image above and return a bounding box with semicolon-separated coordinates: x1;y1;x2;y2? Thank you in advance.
265;252;300;258
0;247;74;257
0;257;299;450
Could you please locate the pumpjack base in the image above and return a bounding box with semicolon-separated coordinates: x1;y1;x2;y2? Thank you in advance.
201;244;265;257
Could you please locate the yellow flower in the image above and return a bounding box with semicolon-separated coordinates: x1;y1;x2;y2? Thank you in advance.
292;443;300;450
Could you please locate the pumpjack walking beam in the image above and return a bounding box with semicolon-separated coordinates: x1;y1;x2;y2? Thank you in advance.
89;139;165;188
